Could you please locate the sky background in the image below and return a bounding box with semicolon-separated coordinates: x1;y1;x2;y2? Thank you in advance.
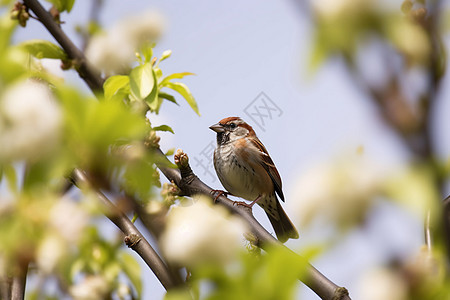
12;0;450;299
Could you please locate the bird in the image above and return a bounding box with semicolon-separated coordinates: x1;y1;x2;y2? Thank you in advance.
209;116;299;243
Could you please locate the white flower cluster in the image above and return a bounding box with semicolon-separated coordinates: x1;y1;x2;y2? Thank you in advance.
0;79;62;162
86;11;165;75
36;234;66;274
69;275;109;300
358;267;408;300
49;199;89;244
357;246;443;299
160;197;247;267
291;156;386;231
37;199;89;274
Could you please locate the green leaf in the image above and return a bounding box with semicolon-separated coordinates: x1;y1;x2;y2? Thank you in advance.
119;252;142;296
123;161;160;197
141;43;154;63
153;125;174;134
158;92;178;105
2;164;17;194
19;39;67;59
160;72;195;86
0;14;17;53
159;49;172;62
154;67;163;80
64;0;75;12
148;97;163;113
129;63;155;101
165;148;175;156
103;75;129;100
131;213;138;223
164;82;200;115
59;87;147;169
143;69;158;106
44;0;75;12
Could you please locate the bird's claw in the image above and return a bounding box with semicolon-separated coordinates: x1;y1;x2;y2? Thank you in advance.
233;200;253;208
211;190;230;203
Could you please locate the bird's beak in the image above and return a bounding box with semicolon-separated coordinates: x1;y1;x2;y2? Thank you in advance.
209;123;225;133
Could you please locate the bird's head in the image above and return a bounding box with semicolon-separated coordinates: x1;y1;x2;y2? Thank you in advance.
209;117;255;145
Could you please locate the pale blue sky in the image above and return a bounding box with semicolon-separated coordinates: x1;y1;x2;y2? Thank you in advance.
12;0;450;299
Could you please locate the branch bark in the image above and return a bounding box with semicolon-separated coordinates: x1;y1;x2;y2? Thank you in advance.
72;169;181;291
10;264;27;300
0;276;12;300
23;0;104;93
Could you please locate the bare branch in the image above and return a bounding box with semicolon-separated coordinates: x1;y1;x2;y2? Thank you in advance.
72;169;181;290
153;148;351;300
10;265;27;300
0;276;12;300
23;0;104;93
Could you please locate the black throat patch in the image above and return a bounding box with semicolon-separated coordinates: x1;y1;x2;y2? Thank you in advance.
216;132;230;146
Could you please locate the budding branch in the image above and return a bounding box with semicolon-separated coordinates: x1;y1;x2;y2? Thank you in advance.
22;0;351;299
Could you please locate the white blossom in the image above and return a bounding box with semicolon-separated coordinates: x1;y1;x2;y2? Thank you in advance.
0;80;62;162
290;156;386;231
86;10;165;75
36;234;66;274
358;267;407;300
69;275;109;300
50;199;88;244
160;197;247;267
117;283;131;298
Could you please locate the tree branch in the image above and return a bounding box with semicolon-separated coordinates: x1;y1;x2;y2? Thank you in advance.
10;264;27;300
80;0;103;51
0;275;12;300
154;148;351;300
23;0;104;93
22;1;351;298
72;169;181;291
338;2;448;258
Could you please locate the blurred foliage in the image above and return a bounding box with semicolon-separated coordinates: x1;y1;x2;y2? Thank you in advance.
310;0;436;70
0;1;198;298
0;0;449;299
307;0;450;298
165;246;311;300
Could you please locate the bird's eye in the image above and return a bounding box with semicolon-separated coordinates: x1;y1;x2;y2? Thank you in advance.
229;123;236;129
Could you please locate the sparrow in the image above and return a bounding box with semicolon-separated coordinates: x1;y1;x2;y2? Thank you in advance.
209;117;299;243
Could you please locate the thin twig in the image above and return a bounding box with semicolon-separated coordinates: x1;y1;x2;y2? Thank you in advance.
422;0;450;259
80;0;103;51
72;169;180;290
425;210;432;252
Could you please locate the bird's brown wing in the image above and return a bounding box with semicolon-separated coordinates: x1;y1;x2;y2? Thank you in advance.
249;137;285;202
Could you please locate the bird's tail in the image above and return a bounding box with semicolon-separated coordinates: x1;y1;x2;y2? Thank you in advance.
266;201;299;243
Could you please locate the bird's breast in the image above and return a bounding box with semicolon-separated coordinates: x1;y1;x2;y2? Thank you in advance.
213;142;273;200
